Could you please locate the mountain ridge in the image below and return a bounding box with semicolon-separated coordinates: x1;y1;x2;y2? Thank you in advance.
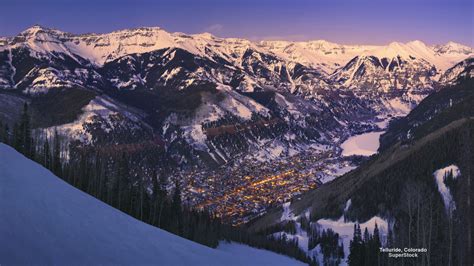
2;25;471;70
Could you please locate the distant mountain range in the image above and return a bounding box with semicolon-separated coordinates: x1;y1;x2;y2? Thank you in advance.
0;25;472;170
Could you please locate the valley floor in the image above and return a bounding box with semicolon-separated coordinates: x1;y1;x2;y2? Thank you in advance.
180;148;356;225
181;119;390;225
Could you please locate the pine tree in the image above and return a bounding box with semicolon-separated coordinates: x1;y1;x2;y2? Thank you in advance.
43;138;52;169
349;223;365;266
369;222;382;266
363;227;370;243
338;243;345;262
0;120;4;143
373;222;381;247
387;227;393;247
171;180;183;234
354;223;362;242
117;153;130;211
157;173;168;228
3;122;10;144
78;151;89;189
138;176;145;220
52;129;62;176
151;169;159;224
19;103;32;157
13;123;21;151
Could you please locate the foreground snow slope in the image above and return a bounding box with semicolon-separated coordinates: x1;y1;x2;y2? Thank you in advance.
0;144;303;266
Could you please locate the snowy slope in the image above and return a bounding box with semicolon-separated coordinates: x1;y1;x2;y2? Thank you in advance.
433;165;461;216
0;143;303;266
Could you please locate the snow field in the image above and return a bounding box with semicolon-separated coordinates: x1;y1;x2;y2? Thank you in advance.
341;131;384;157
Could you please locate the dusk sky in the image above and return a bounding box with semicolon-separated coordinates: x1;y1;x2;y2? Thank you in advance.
1;0;472;46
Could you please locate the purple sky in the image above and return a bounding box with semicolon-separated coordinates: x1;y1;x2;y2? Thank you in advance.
1;0;472;46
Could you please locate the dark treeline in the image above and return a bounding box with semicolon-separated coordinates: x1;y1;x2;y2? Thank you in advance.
348;223;383;266
0;103;312;264
309;227;345;265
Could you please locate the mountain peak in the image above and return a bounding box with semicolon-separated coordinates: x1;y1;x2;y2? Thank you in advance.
387;41;405;48
103;26;166;36
445;41;467;47
126;26;163;32
307;39;332;45
305;39;341;49
21;24;53;35
407;40;427;47
193;32;215;39
18;24;67;41
434;41;473;55
29;24;48;30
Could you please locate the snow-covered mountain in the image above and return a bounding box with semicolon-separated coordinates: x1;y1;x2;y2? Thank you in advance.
1;25;333;94
0;143;303;265
0;25;472;169
262;40;472;99
1;25;471;93
261;39;472;74
6;25;264;67
439;56;474;84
